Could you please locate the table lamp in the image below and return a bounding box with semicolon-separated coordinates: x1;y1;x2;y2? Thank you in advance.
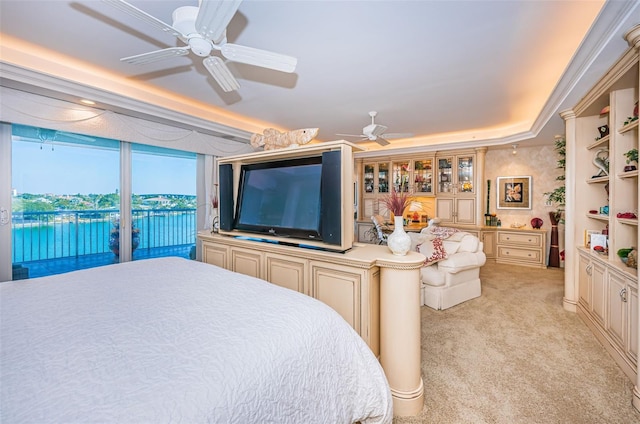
409;201;423;223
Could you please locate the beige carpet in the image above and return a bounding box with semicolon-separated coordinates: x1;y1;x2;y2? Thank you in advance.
394;262;640;424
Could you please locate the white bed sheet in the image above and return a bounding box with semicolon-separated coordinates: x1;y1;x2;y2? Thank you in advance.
1;257;392;423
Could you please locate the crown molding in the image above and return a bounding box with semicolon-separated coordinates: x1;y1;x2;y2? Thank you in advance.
0;61;253;144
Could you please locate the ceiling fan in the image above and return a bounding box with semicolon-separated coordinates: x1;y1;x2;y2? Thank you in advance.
35;128;95;150
103;0;297;92
337;111;413;146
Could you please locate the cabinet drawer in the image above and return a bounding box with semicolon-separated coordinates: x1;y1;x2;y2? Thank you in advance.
497;232;542;247
497;246;542;263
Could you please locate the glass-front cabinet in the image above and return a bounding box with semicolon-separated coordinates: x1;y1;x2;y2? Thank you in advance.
436;152;476;225
413;159;433;194
360;156;434;219
363;162;389;196
437;155;474;195
437;157;453;193
458;155;474;193
392;160;410;193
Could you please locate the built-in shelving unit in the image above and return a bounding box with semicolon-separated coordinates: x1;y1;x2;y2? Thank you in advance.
562;24;640;407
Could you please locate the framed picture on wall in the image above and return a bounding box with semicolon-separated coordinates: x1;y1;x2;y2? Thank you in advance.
497;176;532;209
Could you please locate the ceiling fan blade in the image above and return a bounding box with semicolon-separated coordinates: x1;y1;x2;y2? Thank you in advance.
221;43;297;73
103;0;186;41
196;0;243;44
336;133;366;138
203;56;240;92
383;132;414;139
121;47;190;65
375;137;391;146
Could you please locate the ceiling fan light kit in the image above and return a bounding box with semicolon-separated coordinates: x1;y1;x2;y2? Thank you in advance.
105;0;297;92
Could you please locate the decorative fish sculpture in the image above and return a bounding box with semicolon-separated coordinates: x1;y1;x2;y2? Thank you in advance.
250;128;319;150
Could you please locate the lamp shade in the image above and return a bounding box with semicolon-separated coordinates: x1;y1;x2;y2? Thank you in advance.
409;201;423;212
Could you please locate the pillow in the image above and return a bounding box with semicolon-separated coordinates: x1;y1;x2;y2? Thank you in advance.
442;239;461;255
417;237;448;266
458;234;480;252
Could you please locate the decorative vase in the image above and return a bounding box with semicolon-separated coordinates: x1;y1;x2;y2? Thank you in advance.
548;212;560;267
387;216;411;256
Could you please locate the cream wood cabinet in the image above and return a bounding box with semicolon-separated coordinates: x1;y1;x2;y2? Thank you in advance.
480;230;497;260
578;248;638;381
435;152;477;226
563;25;640;397
495;228;547;268
390;158;434;195
201;235;381;353
436;197;476;225
358;156;434;219
198;231;426;416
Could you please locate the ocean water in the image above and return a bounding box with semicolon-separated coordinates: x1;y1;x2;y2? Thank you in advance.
12;212;196;262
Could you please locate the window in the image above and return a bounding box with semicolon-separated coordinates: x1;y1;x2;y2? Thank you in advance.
131;143;197;261
11;125;120;278
7;125;198;279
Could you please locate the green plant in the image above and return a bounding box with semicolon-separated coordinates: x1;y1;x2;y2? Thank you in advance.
617;248;633;258
624;148;638;164
544;136;566;223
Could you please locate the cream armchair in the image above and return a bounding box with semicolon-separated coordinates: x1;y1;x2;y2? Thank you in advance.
409;226;486;310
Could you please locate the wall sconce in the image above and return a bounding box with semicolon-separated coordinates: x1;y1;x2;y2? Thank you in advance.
512;144;518;155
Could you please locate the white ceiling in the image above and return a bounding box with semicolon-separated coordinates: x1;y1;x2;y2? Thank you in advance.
1;1;639;154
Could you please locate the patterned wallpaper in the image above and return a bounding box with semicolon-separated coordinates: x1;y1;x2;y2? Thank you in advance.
484;144;565;260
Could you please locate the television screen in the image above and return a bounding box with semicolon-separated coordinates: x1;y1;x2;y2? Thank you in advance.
234;157;323;240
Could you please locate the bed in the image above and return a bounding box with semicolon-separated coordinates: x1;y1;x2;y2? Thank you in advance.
0;257;392;423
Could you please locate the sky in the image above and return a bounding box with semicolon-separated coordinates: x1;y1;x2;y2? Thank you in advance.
12;139;196;195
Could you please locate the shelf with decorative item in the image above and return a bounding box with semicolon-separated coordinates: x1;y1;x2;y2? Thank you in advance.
622;148;638;173
586;213;609;222
619;119;638;134
617;169;638;179
617;217;638;226
586;175;610;184
587;134;610;150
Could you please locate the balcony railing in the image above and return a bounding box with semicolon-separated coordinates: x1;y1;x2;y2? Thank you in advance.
12;208;197;263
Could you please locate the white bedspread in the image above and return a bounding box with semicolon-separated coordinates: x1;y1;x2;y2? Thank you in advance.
1;257;392;423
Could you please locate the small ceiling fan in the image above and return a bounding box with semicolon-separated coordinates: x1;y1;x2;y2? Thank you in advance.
103;0;297;92
337;111;413;146
35;128;95;150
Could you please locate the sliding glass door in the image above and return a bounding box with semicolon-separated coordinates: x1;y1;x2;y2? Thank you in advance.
2;125;199;281
10;125;120;279
131;144;197;261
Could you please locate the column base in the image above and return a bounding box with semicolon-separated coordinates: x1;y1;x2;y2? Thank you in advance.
563;297;577;312
392;378;425;416
633;385;640;412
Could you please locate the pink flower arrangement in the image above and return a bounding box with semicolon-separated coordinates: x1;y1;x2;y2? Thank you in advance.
383;190;412;217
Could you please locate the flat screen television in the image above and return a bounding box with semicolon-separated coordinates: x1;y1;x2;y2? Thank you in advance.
218;147;347;250
234;156;324;241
